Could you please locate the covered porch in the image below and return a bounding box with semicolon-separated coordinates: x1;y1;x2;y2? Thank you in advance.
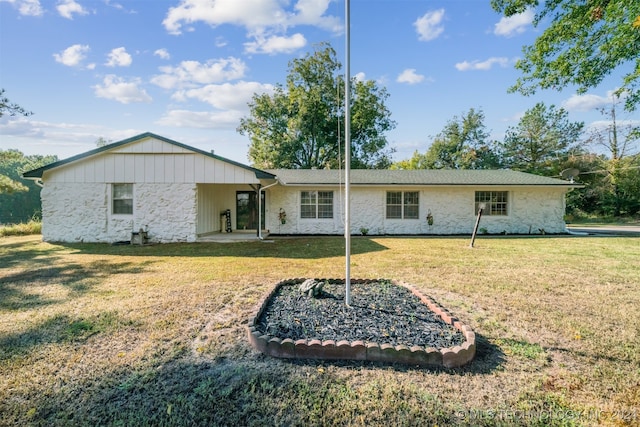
196;182;274;238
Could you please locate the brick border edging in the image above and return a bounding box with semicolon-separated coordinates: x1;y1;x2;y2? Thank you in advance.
246;278;476;368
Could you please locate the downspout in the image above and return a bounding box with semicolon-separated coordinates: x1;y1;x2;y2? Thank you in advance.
23;177;44;188
258;177;280;240
565;226;589;236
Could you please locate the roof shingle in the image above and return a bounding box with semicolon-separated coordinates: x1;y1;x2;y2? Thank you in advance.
266;169;579;187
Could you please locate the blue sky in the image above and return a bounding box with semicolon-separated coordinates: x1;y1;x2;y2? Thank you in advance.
0;0;634;165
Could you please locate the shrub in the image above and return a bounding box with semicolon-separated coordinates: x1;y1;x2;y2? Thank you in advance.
0;219;41;236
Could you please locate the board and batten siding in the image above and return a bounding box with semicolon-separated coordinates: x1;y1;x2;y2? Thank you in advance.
42;138;260;185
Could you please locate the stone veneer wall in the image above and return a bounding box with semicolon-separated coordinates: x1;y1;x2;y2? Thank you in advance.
266;186;568;235
41;182;197;243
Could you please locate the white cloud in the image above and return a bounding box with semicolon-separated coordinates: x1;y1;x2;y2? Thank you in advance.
104;0;123;11
159;81;274;130
354;72;366;82
562;94;609;112
494;10;534;37
455;57;510;71
53;44;90;67
57;0;88;19
151;57;247;89
105;47;132;67
562;90;628;112
154;49;171;60
244;33;306;54
289;0;342;32
414;9;445;42
2;0;43;16
162;0;341;42
397;69;424;85
175;81;275;110
163;0;284;35
156;109;244;129
0;115;140;154
93;75;152;104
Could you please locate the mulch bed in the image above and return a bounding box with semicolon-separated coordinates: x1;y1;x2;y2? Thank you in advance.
255;280;465;349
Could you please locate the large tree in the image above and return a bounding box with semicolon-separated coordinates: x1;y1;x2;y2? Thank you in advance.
238;43;395;169
500;102;584;174
401;108;501;170
0;89;33;194
491;0;640;111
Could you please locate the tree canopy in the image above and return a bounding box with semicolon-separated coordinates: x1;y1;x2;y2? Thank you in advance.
491;0;640;111
0;150;58;224
0;89;33;194
238;43;395;169
393;108;501;170
500;102;584;174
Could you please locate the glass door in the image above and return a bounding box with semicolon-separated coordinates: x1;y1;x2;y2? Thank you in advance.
236;191;265;230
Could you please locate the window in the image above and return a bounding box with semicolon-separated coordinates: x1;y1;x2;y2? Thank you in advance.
386;191;419;219
475;191;508;216
113;183;133;214
300;191;333;219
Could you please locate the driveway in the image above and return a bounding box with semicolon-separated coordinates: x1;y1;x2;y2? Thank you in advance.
566;225;640;236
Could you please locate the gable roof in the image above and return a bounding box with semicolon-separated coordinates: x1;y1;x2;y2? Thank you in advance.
267;169;581;187
22;132;275;180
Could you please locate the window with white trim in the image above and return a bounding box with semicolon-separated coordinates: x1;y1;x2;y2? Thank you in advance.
112;183;133;215
386;191;419;219
300;191;333;219
475;191;508;216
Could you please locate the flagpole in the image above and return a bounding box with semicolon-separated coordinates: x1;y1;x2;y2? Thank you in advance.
344;0;351;306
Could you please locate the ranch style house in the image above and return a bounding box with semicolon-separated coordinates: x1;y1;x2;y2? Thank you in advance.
22;132;580;243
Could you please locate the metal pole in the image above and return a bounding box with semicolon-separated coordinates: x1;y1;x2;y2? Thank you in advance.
344;0;351;306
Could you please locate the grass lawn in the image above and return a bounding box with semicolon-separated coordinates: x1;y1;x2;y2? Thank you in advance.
1;234;639;426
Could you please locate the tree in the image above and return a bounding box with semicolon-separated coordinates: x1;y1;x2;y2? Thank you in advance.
0;88;33;118
0;89;33;194
95;137;113;147
420;108;501;170
391;150;430;170
0;150;58;224
491;0;640;111
500;102;584;174
586;95;640;215
238;43;396;169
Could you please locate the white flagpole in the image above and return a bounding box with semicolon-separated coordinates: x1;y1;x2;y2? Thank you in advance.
344;0;351;306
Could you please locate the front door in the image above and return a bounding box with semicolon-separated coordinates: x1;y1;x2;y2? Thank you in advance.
236;191;265;230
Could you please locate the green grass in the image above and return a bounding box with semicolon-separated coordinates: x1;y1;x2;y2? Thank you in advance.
1;234;639;426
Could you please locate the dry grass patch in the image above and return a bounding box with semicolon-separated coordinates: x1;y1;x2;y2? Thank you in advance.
1;234;639;426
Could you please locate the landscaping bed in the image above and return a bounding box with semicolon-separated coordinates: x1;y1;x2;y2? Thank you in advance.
248;279;476;367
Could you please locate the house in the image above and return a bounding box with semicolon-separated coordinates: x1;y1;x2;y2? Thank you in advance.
22;132;580;243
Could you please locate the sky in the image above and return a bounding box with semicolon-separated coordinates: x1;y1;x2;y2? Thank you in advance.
0;0;636;166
